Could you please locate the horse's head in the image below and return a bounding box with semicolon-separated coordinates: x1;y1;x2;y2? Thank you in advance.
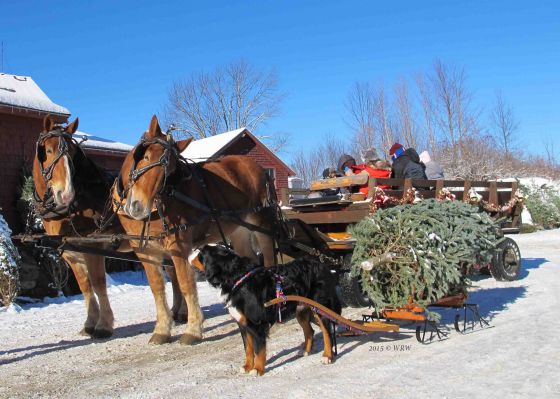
117;115;192;220
33;115;80;209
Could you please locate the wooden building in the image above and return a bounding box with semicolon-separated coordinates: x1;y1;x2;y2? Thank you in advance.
181;128;295;195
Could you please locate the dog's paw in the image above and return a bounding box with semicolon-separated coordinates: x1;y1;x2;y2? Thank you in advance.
298;350;310;357
321;356;333;365
248;369;259;377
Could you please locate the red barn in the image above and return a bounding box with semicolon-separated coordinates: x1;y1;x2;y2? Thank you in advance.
181;128;295;195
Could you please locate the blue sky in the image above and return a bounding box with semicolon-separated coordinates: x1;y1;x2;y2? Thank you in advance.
1;1;559;162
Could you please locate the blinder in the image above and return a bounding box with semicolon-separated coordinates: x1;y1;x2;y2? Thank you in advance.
34;127;82;217
126;135;181;190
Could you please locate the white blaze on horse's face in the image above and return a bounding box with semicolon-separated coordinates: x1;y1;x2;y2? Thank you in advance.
124;145;165;221
45;138;75;207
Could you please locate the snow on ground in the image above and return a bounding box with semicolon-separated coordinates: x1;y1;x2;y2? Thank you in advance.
1;230;559;399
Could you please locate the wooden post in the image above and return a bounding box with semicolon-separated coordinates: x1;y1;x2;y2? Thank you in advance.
367;177;377;199
489;181;498;206
511;181;518;201
463;180;471;202
436;180;444;197
403;179;412;199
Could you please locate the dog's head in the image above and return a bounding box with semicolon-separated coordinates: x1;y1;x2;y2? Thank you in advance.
189;244;247;290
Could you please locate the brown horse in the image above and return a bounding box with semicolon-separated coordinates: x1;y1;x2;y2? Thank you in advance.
113;115;275;345
32;115;186;342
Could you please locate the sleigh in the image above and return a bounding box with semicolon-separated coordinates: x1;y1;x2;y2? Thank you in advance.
281;175;523;306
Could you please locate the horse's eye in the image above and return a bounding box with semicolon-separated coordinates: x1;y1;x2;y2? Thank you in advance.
46;149;53;155
143;155;149;161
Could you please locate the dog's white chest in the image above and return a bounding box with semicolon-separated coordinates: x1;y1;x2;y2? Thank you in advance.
218;292;243;323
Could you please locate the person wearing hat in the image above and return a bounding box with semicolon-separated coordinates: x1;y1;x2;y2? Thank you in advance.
419;151;445;180
337;150;391;196
389;143;427;180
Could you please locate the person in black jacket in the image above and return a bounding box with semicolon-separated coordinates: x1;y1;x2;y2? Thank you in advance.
389;143;427;180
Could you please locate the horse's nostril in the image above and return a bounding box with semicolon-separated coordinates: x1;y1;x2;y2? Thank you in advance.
131;200;143;214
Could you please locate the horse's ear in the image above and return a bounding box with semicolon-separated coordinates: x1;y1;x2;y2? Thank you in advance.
66;117;79;134
43;115;54;132
176;137;193;153
146;115;162;138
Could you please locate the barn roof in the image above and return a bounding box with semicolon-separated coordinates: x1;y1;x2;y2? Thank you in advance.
0;73;70;116
181;127;294;174
75;132;133;153
181;128;246;161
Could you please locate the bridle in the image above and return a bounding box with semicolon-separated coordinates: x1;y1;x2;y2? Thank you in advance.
115;134;182;208
33;128;85;218
36;128;76;182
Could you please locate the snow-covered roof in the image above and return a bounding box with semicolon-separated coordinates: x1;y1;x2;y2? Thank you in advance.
181;128;246;161
0;73;70;116
180;127;294;175
74;132;133;153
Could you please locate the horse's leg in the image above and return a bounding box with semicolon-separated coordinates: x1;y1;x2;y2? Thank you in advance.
141;262;173;344
165;265;188;324
229;227;260;262
84;254;114;338
247;212;276;267
62;253;99;336
169;246;204;345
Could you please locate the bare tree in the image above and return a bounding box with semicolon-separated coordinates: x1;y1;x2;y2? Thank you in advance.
345;82;378;150
164;61;284;140
416;72;437;156
291;134;353;187
375;84;398;157
394;78;418;149
429;60;481;165
543;136;557;167
491;90;519;158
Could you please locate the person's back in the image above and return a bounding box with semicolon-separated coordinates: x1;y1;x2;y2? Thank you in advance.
389;144;427;180
419;151;444;180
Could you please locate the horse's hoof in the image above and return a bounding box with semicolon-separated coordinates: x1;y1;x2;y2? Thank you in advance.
179;334;202;346
173;313;188;324
80;327;95;336
92;329;113;339
149;334;171;345
298;350;310;357
239;366;248;374
321;356;333;365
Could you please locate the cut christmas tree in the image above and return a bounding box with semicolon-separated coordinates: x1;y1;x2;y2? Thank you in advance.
350;199;502;313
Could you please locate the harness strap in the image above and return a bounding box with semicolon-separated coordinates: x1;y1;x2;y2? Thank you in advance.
232;267;264;292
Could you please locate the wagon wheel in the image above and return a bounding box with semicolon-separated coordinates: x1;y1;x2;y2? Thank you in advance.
490;237;521;281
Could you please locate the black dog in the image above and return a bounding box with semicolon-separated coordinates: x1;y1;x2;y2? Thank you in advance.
193;244;342;376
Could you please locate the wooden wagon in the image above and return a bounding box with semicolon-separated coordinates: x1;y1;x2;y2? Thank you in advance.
279;175;522;342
